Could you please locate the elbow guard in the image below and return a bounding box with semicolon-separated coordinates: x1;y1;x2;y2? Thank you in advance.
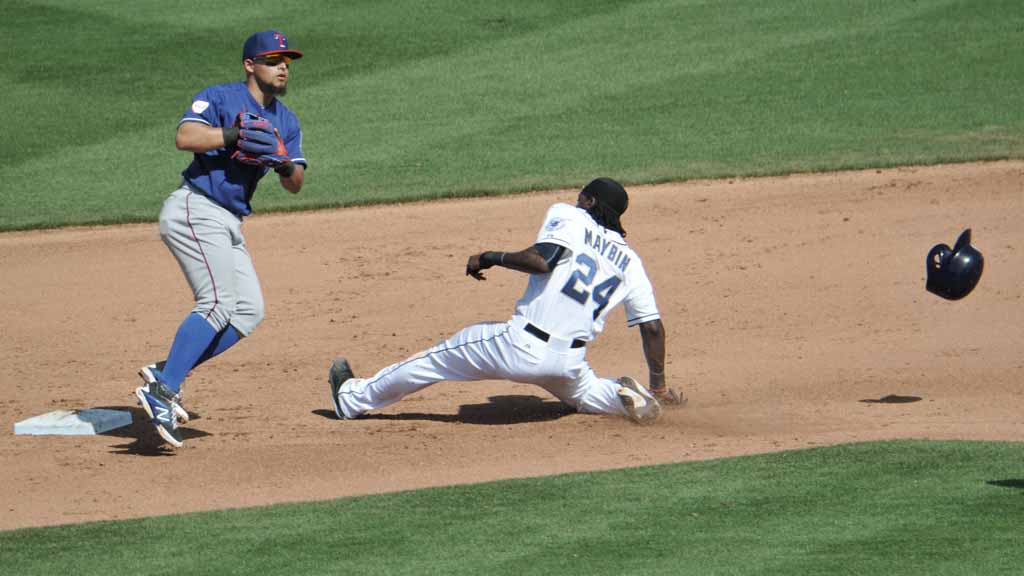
534;243;566;271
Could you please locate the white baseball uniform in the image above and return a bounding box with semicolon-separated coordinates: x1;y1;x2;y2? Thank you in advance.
335;202;661;418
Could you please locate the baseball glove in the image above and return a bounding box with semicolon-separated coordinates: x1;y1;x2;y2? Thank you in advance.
651;385;687;407
231;112;290;167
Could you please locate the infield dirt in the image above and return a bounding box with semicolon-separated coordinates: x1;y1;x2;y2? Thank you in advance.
1;161;1021;530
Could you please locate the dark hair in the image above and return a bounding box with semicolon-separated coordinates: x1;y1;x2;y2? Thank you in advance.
581;177;628;237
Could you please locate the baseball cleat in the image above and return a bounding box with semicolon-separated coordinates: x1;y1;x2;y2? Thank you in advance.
328;357;355;420
616;376;662;424
138;363;189;423
135;381;185;448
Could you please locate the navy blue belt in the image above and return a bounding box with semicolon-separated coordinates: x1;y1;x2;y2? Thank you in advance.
525;323;586;348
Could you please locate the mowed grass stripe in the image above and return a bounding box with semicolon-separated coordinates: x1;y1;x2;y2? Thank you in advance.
1;441;1022;575
3;1;1023;229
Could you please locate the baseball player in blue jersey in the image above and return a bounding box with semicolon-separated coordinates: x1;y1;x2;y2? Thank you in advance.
327;178;685;424
136;30;308;447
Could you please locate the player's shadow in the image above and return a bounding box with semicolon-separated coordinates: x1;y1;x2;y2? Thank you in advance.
859;394;923;404
97;405;210;456
986;479;1024;490
311;395;574;425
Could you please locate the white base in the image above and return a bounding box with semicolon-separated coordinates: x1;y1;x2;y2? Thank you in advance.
14;409;132;436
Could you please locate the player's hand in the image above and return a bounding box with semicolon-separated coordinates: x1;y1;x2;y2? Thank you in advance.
648;370;685;406
651;385;687;407
236;113;278;154
257;128;292;167
231;112;289;167
466;254;487;281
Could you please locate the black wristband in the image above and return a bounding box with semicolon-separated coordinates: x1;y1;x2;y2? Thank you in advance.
275;163;297;178
479;251;505;268
222;126;240;147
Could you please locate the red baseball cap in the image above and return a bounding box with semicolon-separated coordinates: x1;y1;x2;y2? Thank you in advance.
243;30;303;61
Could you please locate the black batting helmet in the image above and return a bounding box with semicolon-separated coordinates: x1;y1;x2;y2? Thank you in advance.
926;229;984;301
580;177;629;236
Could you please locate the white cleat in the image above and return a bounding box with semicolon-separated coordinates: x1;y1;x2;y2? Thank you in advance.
616;376;662;424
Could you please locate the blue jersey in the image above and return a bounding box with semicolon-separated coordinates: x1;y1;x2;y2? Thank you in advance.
179;82;307;217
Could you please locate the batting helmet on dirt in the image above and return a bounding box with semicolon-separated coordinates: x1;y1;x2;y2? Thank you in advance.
926;228;984;301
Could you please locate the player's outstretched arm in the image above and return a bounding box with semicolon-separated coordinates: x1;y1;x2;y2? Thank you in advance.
466;246;550;280
639;319;666;387
639;319;686;406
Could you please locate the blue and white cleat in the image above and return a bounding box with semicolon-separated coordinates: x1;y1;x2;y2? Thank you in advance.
135;380;185;448
138;363;189;423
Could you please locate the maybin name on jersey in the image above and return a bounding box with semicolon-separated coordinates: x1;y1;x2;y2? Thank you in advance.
584;227;631;272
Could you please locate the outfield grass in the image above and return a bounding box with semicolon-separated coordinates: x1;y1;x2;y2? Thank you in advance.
1;0;1021;230
1;440;1022;575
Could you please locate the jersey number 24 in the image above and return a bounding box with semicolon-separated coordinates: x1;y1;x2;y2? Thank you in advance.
561;254;622;319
